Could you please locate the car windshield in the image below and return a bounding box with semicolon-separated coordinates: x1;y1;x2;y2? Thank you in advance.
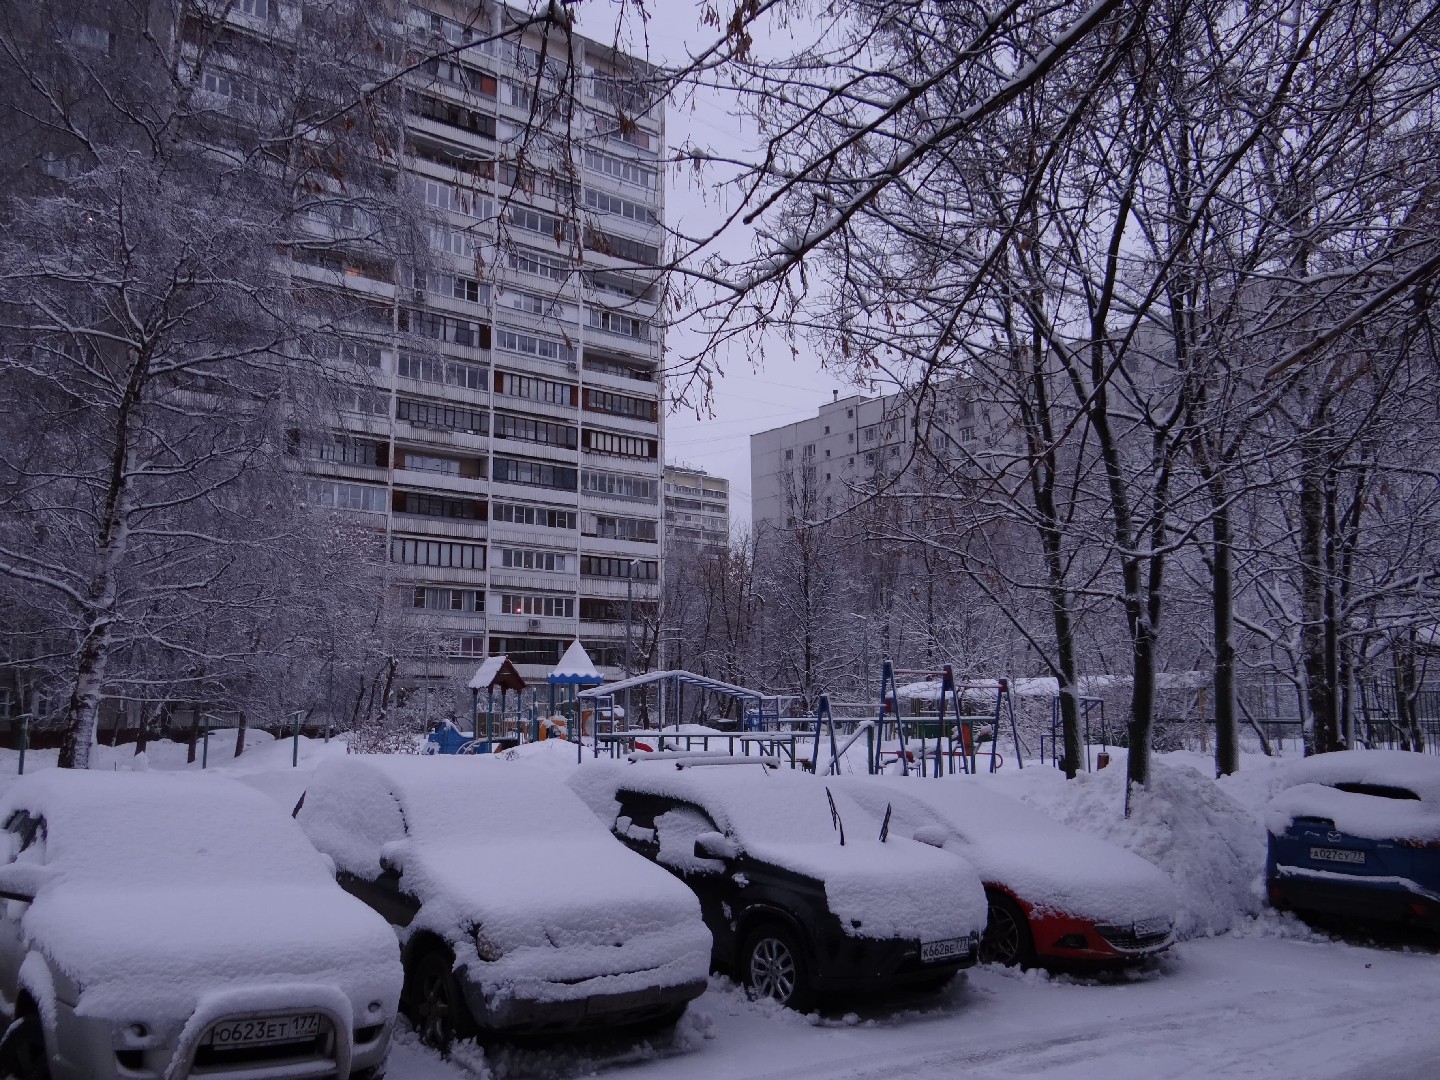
1332;782;1421;801
693;774;852;847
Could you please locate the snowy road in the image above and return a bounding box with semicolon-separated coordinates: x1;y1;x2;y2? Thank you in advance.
389;927;1440;1079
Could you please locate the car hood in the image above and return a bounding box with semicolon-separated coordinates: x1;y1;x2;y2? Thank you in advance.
401;838;707;950
745;838;987;942
23;882;401;1022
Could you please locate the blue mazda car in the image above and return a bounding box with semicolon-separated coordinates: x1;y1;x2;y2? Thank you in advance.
1265;750;1440;932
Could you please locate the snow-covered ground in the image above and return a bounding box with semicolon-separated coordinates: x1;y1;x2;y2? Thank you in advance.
384;928;1440;1080
3;735;1436;1077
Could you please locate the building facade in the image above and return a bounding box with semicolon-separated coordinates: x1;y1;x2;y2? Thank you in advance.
298;2;667;687
750;384;999;533
663;464;730;549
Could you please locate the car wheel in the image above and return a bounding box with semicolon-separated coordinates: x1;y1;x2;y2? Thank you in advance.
404;949;474;1053
742;924;815;1011
980;891;1035;967
0;1013;50;1080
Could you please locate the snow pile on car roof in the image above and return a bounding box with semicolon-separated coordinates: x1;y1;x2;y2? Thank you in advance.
298;755;712;1006
1;770;400;1021
1265;750;1440;842
996;759;1265;938
841;776;1178;926
570;762;987;943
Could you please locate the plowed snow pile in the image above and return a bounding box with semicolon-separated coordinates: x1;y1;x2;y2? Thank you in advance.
990;753;1266;937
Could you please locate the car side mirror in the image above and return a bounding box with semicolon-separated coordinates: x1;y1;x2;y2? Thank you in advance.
0;861;54;903
694;832;739;861
912;826;949;850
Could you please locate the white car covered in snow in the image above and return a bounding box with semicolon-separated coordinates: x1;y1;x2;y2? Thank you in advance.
569;758;987;1011
836;777;1178;967
0;770;401;1080
293;755;711;1049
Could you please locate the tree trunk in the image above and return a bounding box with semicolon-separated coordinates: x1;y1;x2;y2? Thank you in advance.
1211;495;1239;776
1298;455;1337;755
234;711;248;758
57;619;113;769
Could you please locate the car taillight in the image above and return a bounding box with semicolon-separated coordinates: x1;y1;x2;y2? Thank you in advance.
1397;838;1440;849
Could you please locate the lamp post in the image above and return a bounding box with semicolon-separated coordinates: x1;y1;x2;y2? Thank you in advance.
624;558;638;725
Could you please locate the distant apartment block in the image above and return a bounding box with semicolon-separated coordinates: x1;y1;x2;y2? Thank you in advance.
750;384;1003;532
663;465;730;548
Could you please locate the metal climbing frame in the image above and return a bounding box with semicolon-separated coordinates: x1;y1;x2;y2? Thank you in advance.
875;660;1024;776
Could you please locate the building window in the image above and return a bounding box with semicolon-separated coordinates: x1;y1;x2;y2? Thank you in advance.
507;247;569;282
784;448;793;461
412;587;484;613
399;309;490;351
396;397;488;435
396;352;489;391
304;437;385;467
583;355;652;382
492;412;578;449
496;371;576;406
492;502;578;530
581;469;658;502
505;204;568;242
581;513;658;543
426;272;489;306
389;538;485;569
583;228;659;266
498;594;575;618
488;637;567;665
497;547;571;573
308;481;386;512
580;556;658;580
411;92;498;141
584;187;659;225
582;429;656;459
581;149;657;190
395;491;485;520
397;450;483;478
495;327;576;364
588;307;650;341
492;456;578;492
583;388;657;421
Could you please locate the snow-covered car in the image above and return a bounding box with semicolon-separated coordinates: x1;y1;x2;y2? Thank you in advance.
835;777;1178;967
568;758;987;1011
1266;749;1440;932
294;755;710;1049
0;770;400;1080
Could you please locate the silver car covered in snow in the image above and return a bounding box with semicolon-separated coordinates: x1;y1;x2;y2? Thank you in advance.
0;769;401;1080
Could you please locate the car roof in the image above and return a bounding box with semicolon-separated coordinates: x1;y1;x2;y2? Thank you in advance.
1282;750;1440;803
0;769;330;886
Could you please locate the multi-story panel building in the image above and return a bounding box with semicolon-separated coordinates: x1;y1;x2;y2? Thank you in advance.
750;384;1001;532
295;2;667;687
663;464;730;549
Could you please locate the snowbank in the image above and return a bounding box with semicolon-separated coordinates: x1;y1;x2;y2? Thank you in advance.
989;756;1265;938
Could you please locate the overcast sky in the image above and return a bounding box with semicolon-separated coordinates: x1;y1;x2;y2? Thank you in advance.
574;3;857;527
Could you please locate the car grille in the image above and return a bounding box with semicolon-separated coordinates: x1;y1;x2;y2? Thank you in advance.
1096;924;1171;951
190;1027;334;1072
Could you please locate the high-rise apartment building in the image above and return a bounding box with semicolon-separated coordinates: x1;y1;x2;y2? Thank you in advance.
663;464;730;549
750;384;1000;532
298;2;667;688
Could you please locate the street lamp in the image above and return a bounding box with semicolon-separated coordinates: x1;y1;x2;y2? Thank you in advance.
624;558;639;726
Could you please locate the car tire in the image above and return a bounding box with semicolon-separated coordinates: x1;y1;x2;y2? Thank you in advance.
980;891;1036;968
404;948;475;1053
0;1013;50;1080
742;924;816;1012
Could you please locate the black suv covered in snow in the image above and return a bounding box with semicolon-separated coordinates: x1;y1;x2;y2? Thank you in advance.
568;758;986;1010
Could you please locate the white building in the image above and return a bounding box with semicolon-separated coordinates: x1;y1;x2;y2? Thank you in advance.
750;384;999;532
663;464;730;549
298;2;667;685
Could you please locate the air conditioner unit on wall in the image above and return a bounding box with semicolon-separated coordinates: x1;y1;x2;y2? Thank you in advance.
527;618;543;632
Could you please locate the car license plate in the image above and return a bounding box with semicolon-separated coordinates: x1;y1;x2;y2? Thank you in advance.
920;937;966;963
1133;916;1171;938
205;1014;323;1048
1310;846;1365;866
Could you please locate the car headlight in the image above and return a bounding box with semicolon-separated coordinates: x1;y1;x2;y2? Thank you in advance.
475;930;505;963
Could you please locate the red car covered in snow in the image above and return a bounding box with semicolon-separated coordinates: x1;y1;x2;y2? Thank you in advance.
838;777;1178;967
